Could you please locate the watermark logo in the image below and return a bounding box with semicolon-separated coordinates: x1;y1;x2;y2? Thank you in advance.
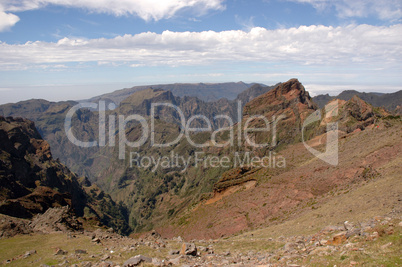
129;151;286;173
64;99;340;171
302;100;339;166
64;100;284;158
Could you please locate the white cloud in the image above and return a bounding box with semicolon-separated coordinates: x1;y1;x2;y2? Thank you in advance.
287;0;402;21
0;87;13;91
0;24;401;70
1;0;225;21
0;9;20;31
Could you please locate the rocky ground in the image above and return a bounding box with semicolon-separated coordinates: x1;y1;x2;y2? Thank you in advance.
1;207;401;266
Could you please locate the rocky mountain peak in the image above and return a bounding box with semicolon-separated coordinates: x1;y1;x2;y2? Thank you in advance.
243;78;317;117
274;78;316;109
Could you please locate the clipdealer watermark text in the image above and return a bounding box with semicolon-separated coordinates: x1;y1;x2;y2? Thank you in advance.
64;99;339;171
129;151;286;173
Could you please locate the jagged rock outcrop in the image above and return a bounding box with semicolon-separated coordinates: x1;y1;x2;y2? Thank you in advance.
241;78;318;149
213;167;257;193
30;206;82;233
324;96;389;133
0;116;82;218
0;116;130;234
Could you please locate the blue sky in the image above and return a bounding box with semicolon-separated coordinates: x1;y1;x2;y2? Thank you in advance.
0;0;401;104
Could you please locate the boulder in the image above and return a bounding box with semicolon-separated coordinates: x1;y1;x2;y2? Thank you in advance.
180;243;197;256
54;248;68;255
123;255;152;266
327;232;347;246
169;249;180;255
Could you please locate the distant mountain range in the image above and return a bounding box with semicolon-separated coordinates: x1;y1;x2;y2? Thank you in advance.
86;82;263;104
313;90;402;114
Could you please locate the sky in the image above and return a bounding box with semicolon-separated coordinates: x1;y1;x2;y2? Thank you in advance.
0;0;401;104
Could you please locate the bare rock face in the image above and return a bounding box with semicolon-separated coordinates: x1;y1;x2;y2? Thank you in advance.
241;79;318;149
243;78;317;118
0;214;32;239
0;116;87;219
0;116;130;234
30;206;82;233
324;95;389;133
213;166;256;193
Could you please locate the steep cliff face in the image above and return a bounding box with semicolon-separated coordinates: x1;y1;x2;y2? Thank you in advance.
241;79;318;149
244;78;317;118
0;116;130;234
0;116;79;218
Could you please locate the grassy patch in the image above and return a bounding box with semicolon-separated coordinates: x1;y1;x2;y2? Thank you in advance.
0;233;102;266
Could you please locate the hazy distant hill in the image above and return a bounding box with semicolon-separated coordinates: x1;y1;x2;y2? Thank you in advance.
236;83;278;104
313;90;402;114
87;82;261;104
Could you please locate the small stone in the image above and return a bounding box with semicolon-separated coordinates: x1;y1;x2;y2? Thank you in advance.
327;232;347;246
221;259;230;265
169;250;180;255
75;249;87;254
55;248;68;255
152;258;163;266
98;261;114;267
101;254;111;261
24;250;36;258
346;228;361;238
123;255;152;266
180;243;197;256
283;242;298;252
370;231;379;239
310;247;331;256
92;237;101;243
344;221;354;231
169;257;181;265
381;242;392;250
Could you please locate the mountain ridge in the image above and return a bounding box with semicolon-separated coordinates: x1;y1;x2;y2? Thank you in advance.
313;89;402;114
86;82;262;104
